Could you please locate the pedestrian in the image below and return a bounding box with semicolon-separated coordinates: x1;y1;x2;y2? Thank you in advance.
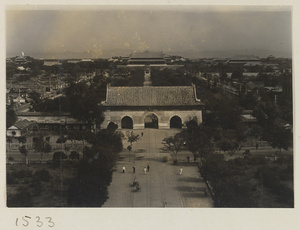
179;167;183;175
122;166;126;173
144;167;147;175
132;166;136;173
147;164;150;172
187;156;190;162
141;132;143;137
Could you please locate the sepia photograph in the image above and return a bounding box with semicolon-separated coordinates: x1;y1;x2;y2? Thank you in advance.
5;4;294;208
2;1;299;229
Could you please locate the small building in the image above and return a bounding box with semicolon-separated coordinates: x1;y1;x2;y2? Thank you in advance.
7;119;38;137
241;110;257;128
17;112;88;132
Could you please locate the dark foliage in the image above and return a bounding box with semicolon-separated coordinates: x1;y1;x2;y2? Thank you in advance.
67;129;123;207
53;152;68;162
151;68;192;86
69;151;80;160
34;169;51;182
7;189;34;207
7;173;17;184
6;107;17;128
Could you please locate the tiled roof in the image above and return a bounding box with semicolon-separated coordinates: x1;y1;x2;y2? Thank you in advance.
103;85;203;106
130;51;164;59
11;119;35;129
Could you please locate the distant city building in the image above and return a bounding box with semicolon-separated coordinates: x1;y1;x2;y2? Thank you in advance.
14;56;28;65
43;60;62;66
114;51;184;69
127;51;167;66
67;59;81;63
228;55;261;66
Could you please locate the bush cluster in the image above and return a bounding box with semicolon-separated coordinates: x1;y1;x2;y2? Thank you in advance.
34;169;51;182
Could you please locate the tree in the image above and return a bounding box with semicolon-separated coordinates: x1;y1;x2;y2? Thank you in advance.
65;82;105;131
69;151;80;160
53;151;68;162
162;132;185;164
124;131;139;161
126;131;140;146
67;131;123;207
6;107;17;129
264;124;292;154
64;146;71;155
19;145;28;164
184;121;213;161
17;136;27;145
6;136;13;150
219;129;239;156
33;137;52;163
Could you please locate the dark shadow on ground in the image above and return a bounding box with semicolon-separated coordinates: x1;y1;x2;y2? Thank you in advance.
182;193;209;198
175;162;198;167
177;177;204;183
177;185;208;192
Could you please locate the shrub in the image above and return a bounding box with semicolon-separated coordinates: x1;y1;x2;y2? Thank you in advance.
8;156;14;161
162;156;169;163
35;169;50;182
274;155;293;165
13;169;32;178
69;151;80;160
7;173;17;184
56;136;67;143
7;189;34;207
30;179;43;196
247;156;267;165
53;151;68;162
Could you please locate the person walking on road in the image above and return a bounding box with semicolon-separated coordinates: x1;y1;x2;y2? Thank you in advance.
122;166;126;173
132;166;136;173
179;167;183;175
147;164;150;172
187;156;190;162
144;167;147;175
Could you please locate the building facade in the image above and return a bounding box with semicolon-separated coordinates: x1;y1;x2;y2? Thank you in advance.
101;84;204;129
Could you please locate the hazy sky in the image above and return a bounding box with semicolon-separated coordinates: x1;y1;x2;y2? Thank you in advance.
6;6;292;58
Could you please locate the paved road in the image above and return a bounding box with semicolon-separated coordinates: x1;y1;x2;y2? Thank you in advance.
103;129;214;208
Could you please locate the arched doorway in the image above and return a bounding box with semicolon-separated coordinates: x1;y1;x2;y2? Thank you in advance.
170;116;182;129
121;116;133;129
144;113;158;129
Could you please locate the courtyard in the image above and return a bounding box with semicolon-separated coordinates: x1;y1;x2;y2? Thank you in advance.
103;129;214;207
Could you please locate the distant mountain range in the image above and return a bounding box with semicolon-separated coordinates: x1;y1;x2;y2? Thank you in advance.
7;48;292;59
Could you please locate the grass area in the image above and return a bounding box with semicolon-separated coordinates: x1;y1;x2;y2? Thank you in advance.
7;161;79;207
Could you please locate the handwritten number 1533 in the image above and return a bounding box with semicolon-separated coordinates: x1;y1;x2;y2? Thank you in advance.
16;216;55;228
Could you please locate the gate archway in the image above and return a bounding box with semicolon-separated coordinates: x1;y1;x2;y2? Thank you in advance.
144;113;158;129
170;116;182;129
121;116;133;129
